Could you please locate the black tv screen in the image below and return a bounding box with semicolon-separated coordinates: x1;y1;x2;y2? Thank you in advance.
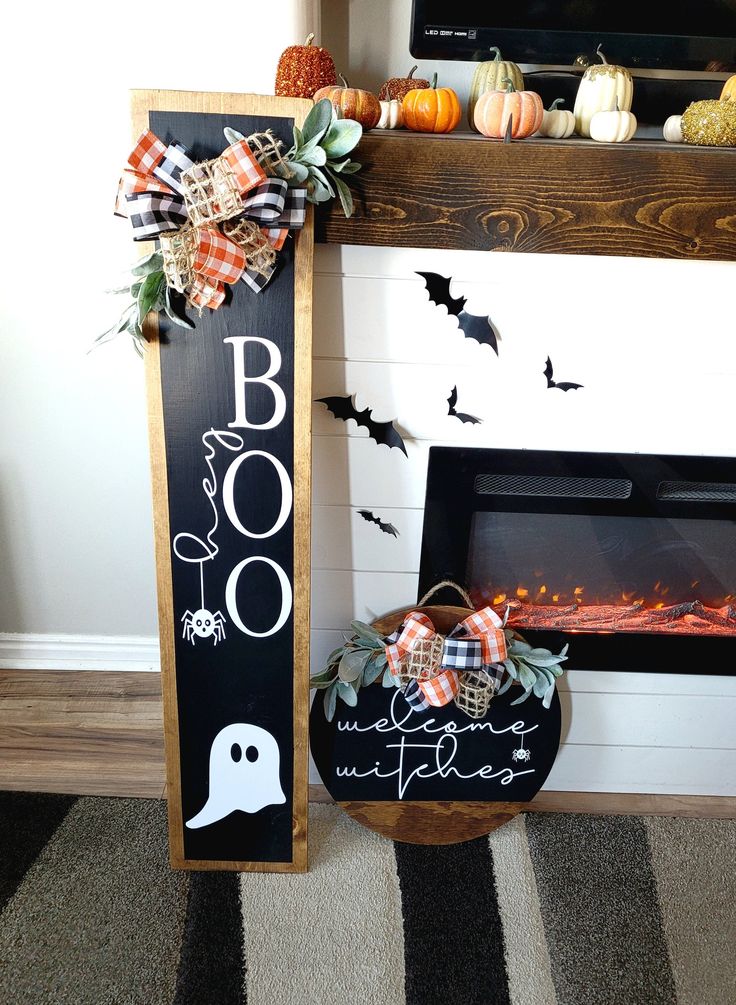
410;0;736;72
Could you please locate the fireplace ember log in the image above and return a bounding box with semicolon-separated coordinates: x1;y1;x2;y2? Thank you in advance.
494;599;736;636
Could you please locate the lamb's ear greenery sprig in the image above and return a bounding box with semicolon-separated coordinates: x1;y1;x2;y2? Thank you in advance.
496;610;568;708
94;251;193;355
229;100;362;218
310;620;388;721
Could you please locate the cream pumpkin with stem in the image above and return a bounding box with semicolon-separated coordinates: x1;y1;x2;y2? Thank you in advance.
573;44;633;138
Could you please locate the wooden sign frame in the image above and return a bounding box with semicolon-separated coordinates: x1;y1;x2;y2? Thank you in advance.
133;90;313;872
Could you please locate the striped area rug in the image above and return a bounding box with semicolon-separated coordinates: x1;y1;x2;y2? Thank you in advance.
0;793;734;1005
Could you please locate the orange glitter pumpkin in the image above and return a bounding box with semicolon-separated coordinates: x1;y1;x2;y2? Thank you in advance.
275;33;337;99
473;79;543;139
313;75;381;130
402;73;461;133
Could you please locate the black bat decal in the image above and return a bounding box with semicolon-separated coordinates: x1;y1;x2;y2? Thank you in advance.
358;509;400;537
544;356;583;392
316;395;408;455
447;385;482;425
416;272;499;355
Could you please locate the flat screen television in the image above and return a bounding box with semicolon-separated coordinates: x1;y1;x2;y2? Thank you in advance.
409;0;736;75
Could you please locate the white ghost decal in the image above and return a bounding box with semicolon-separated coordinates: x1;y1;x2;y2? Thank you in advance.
185;723;286;829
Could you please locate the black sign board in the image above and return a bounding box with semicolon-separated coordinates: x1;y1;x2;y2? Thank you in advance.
136;91;313;872
311;684;561;805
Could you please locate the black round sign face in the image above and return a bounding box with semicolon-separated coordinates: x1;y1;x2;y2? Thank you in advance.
310;683;561;804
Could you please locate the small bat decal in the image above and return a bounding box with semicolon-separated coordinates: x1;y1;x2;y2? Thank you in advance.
316;395;408;455
416;272;499;355
447;385;482;425
358;509;400;537
544;357;583;392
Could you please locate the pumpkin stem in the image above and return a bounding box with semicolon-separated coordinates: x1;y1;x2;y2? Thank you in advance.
430;72;438;89
408;65;418;79
549;98;565;111
501;76;516;94
305;33;315;46
596;43;608;64
338;72;349;88
489;47;502;62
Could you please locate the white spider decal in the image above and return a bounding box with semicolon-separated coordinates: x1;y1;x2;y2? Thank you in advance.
512;747;531;763
181;608;226;645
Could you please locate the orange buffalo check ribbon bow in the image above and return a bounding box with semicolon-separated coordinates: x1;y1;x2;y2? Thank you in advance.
115;130;306;305
385;607;508;707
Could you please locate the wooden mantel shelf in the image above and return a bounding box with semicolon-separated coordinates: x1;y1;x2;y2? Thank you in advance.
315;131;736;261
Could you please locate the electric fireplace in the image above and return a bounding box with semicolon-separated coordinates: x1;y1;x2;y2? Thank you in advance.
418;448;736;674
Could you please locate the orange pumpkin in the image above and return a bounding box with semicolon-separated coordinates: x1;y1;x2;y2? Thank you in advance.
720;74;736;100
274;33;337;98
313;74;381;130
402;73;462;133
473;78;544;139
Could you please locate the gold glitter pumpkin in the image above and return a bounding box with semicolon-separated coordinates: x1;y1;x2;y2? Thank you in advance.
681;99;736;146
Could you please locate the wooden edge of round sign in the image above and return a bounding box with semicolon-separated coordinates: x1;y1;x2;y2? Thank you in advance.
336;800;528;845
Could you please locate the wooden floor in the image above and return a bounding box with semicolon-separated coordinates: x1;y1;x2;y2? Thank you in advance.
1;669;735;818
0;670;166;798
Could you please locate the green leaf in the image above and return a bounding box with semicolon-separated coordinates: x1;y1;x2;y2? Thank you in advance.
284;160;309;184
517;662;536;691
306;173;333;204
300;145;327;167
503;658;518;680
496;675;514;696
350;621;384;645
224;126;246;145
300;99;333;145
310;164;336;195
363;656;385;686
510;686;534;706
131;251;163;276
337;680;359;707
382;666;399;688
292;124;304;149
322;118;363;158
533;672;550;698
324;681;338;721
509;639;532;655
137;271;164;324
338;649;369;682
329;172;354;218
543;680;557;709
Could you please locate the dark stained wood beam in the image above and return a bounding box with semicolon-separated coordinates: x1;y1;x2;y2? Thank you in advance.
315;131;736;262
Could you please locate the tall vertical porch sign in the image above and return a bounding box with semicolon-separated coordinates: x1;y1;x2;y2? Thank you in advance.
133;91;313;871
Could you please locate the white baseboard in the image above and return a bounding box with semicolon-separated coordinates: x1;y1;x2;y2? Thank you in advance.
0;633;161;672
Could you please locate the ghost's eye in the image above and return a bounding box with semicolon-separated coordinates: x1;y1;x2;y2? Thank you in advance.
205;619;211;627
246;745;259;763
196;619;202;627
231;743;242;762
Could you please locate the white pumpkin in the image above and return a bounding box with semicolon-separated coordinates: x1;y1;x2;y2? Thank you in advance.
574;45;633;138
376;99;403;129
589;108;637;143
663;114;683;143
535;98;575;138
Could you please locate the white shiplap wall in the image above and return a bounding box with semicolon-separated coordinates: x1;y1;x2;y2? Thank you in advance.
309;243;736;796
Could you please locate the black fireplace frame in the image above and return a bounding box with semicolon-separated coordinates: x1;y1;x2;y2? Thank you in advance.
418;446;736;675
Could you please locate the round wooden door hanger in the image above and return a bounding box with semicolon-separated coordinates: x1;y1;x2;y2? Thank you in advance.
310;602;562;845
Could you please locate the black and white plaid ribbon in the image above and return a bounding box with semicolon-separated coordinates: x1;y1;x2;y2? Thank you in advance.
126;192;188;241
441;638;483;672
153;142;195;196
